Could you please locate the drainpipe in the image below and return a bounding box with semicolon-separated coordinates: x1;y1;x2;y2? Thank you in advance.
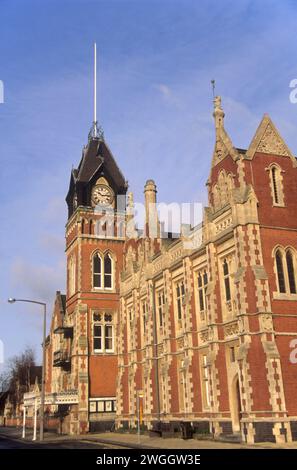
151;281;161;429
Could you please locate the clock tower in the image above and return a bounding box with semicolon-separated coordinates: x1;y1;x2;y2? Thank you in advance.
64;125;127;434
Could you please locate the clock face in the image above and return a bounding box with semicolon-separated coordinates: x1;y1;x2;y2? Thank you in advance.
92;184;114;206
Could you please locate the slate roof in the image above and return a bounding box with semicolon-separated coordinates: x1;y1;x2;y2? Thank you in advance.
74;138;126;189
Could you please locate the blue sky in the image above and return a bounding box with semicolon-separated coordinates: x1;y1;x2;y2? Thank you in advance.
1;0;297;366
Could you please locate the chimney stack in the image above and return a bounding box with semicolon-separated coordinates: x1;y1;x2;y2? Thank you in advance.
144;179;158;238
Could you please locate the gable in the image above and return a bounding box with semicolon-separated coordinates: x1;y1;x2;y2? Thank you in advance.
246;114;295;163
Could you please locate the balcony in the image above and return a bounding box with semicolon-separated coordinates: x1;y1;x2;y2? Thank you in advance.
53;326;73;339
24;390;78;407
53;350;71;370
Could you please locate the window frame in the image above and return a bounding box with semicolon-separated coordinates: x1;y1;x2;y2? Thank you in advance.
156;288;166;329
273;246;297;298
201;354;211;409
197;268;208;323
92;311;115;354
92;251;114;291
174;279;185;330
223;258;231;302
267;163;285;207
286;250;296;294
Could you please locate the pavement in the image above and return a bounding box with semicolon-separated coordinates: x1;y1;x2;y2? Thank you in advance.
0;426;297;449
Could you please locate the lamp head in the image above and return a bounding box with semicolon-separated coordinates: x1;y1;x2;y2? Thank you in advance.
8;298;16;304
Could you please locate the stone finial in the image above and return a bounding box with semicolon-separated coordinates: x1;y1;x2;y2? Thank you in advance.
213;95;225;135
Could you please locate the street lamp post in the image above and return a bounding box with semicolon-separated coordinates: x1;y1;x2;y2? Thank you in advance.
8;298;47;442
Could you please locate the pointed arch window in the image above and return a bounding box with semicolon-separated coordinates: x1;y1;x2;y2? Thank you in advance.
197;269;208;321
104;253;113;289
286;250;296;294
92;252;114;289
272;167;279;204
176;280;185;322
93;253;102;288
269;164;284;206
275;250;286;293
223;259;231;302
89;219;93;235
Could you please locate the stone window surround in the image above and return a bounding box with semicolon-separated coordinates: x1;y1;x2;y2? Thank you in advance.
155;286;166;336
91;249;116;292
212;169;235;211
272;245;297;300
140;296;149;348
265;163;285;207
217;248;236;321
173;276;186;333
193;264;208;328
91;309;115;354
199;351;211;411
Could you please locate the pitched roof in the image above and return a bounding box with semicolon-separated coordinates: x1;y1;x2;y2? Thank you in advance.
76;138;127;190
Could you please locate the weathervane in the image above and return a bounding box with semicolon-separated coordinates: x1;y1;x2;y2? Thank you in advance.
211;79;215;99
89;43;104;141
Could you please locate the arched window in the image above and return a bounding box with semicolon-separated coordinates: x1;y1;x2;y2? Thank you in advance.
286;250;296;294
275;250;286;293
93;253;102;288
104;253;113;289
271;167;279;204
269;165;284;206
92;252;113;289
197;270;208;321
198;273;204;311
223;259;231;301
89;219;93;235
81;219;85;234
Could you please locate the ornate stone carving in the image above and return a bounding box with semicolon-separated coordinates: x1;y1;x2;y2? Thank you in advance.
261;314;274;332
215;215;233;234
200;330;209;343
257;123;290;156
224;322;239;338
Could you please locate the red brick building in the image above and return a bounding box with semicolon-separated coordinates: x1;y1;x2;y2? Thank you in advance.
35;97;297;443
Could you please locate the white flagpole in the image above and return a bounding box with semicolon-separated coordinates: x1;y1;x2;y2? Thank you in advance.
94;42;97;124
